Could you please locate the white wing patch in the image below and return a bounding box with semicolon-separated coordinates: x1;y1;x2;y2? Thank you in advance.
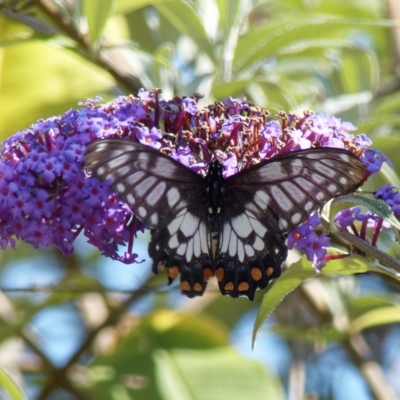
254;190;271;209
186;237;194;262
146;182;167;206
315;162;337;178
229;232;238;257
219;209;269;260
107;154;131;168
135;176;157;196
231;213;252;238
167;212;186;235
311;173;326;185
270;185;293;210
165;209;209;263
281;181;306;202
220;223;231;254
168;233;179;249
248;213;268;237
193;230;201;257
167;187;180;207
199;222;209;254
181;212;200;237
126;171;145;186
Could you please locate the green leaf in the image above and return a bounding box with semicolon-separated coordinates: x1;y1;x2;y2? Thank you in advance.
350;306;400;334
153;348;284;400
347;295;400;321
83;0;116;46
75;310;232;399
270;324;345;343
319;255;370;275
338;48;376;94
216;0;241;37
252;256;369;346
116;0;172;14
155;1;215;61
234;18;399;73
252;258;315;346
319;92;373;115
212;80;295;110
0;367;26;400
0;39;114;139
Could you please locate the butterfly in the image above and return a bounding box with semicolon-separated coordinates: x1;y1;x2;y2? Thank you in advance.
85;139;366;300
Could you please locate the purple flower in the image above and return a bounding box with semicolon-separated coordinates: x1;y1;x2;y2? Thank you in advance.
334;207;368;228
287;214;330;270
333;183;400;252
182;97;198;115
375;184;396;201
386;194;400;214
0;90;374;271
360;149;393;174
172;146;193;167
222;152;238;177
136;126;162;150
374;184;400;215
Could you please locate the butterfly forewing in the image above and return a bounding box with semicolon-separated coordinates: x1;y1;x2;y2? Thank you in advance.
224;148;366;233
86;140;205;228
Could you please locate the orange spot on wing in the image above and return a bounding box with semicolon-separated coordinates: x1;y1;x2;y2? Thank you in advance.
193;283;203;292
168;266;179;279
251;268;262;281
203;268;213;282
238;282;249;291
216;268;224;282
180;281;190;291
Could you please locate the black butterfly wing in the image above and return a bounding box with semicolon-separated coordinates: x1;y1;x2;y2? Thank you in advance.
215;148;366;299
85;139;213;296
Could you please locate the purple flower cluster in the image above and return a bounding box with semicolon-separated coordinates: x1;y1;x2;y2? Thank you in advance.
287;214;330;271
333;184;400;252
0;89;384;267
0;98;145;262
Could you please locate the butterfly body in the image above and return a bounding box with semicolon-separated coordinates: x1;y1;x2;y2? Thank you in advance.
85;139;366;300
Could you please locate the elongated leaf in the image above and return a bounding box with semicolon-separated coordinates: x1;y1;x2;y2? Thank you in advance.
83;0;116;45
116;0;172;14
351;306;400;334
252;256;369;346
235;19;399;73
154;348;284;400
155;1;215;61
0;367;26;400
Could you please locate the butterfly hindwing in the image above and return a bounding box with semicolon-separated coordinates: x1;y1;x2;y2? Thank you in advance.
215;205;286;300
148;209;213;297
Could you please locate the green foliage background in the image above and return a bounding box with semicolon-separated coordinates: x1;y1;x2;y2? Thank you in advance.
1;0;400;399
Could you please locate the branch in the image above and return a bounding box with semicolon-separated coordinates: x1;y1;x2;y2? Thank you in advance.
33;0;143;94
